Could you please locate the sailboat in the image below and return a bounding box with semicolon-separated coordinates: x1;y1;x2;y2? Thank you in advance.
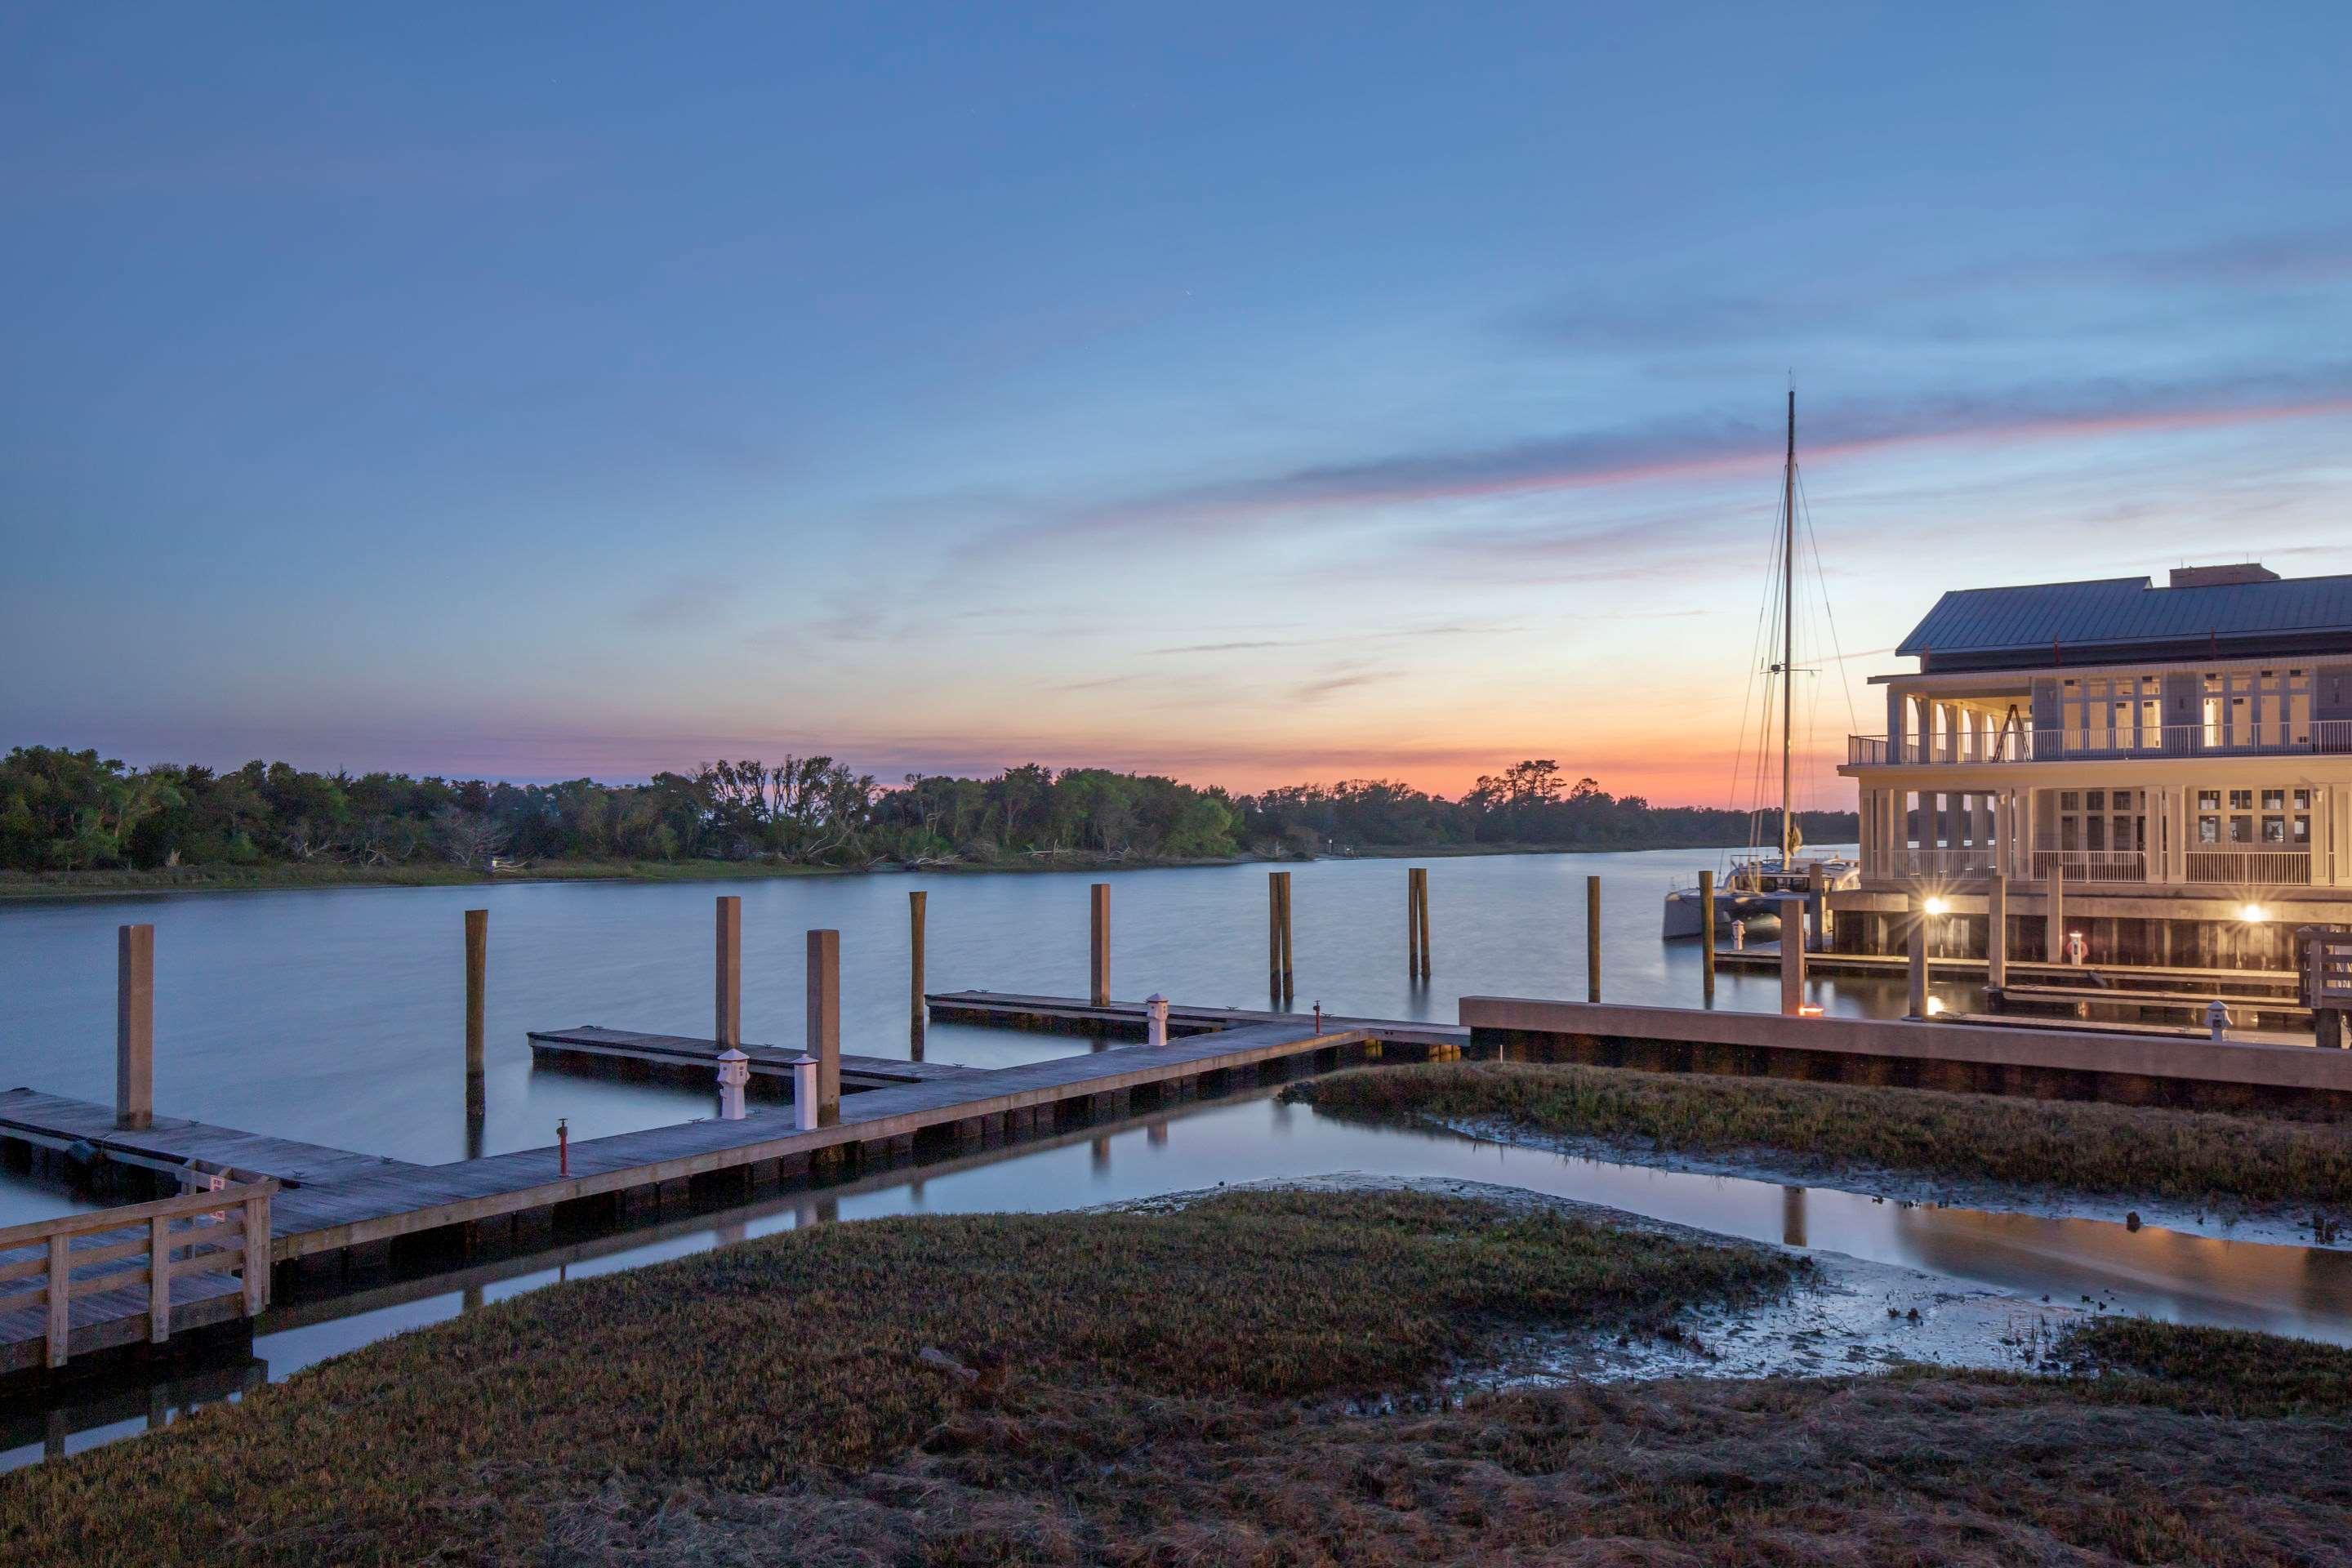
1663;390;1860;938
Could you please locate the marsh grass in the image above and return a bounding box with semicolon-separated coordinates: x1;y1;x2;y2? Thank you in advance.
0;1191;1791;1565
7;1191;2346;1565
1290;1059;2352;1207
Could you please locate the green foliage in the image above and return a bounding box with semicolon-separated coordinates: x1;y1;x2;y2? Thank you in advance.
1290;1060;2352;1206
0;746;1849;876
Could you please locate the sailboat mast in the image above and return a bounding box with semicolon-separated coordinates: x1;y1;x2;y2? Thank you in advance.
1779;387;1796;866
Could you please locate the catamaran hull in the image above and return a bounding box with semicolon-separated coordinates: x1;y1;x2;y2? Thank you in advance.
1660;888;1784;939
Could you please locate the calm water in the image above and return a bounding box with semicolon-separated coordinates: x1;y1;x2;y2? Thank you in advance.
0;848;1910;1226
4;849;2349;1469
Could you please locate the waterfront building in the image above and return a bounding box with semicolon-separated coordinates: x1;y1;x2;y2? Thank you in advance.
1832;564;2352;971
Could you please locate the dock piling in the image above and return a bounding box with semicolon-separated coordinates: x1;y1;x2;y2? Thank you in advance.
1268;871;1294;1001
807;929;842;1124
1089;882;1111;1007
1777;894;1807;1015
1986;873;2008;991
715;895;742;1049
2047;860;2065;964
1405;868;1420;973
1806;863;1829;951
464;909;487;1119
909;890;928;1058
1699;871;1717;1003
116;923;154;1131
1586;876;1602;1003
1907;891;1931;1018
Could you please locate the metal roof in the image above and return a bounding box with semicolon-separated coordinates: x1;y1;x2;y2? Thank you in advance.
1896;572;2352;665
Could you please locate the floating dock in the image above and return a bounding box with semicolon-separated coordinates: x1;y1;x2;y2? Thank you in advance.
525;1027;986;1090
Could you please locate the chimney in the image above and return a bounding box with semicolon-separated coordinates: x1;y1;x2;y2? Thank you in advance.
2169;563;2279;588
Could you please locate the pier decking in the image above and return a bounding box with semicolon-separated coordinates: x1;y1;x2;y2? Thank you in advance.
526;1027;987;1089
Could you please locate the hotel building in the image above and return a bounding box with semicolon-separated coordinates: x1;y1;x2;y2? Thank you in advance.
1832;564;2352;971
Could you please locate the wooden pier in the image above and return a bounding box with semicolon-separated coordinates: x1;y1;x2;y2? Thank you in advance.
922;991;1468;1052
2;997;1439;1377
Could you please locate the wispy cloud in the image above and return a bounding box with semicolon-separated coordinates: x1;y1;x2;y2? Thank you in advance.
630;576;742;627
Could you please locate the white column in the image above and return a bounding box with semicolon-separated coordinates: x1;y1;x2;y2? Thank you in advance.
1887;685;1909;755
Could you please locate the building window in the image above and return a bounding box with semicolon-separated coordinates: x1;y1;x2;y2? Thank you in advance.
2198;815;2221;844
2198;789;2221;812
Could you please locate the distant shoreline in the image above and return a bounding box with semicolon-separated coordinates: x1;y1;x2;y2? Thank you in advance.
0;837;1811;902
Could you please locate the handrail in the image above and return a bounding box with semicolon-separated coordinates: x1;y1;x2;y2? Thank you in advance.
0;1179;276;1370
1850;719;2352;765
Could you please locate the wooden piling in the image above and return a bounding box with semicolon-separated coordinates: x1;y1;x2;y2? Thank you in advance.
1698;870;1717;1002
1907;890;1931;1018
908;890;928;1017
715;895;742;1049
1806;863;1829;951
1268;871;1294;1000
1089;882;1111;1007
1586;875;1602;1004
116;924;154;1131
1415;867;1431;977
1778;894;1806;1016
1405;868;1422;973
464;909;488;1117
2047;860;2065;963
1985;873;2008;990
807;928;841;1123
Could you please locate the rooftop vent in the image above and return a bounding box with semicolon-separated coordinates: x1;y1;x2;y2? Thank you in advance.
2168;563;2281;589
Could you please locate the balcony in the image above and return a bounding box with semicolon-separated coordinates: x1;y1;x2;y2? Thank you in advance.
1878;846;2311;887
1848;720;2352;767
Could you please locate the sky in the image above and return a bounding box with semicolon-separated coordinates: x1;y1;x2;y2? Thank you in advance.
4;3;2350;809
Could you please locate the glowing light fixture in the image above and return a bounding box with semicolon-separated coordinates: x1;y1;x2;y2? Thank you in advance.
1922;897;1950;917
1925;996;1945;1016
2240;903;2267;924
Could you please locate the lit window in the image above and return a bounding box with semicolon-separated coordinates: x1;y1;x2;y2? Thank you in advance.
2261;788;2285;810
2198;816;2221;844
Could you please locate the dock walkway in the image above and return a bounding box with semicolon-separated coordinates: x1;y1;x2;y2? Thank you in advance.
526;1026;986;1089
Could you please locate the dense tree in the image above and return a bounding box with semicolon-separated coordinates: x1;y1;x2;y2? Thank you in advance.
0;746;1856;875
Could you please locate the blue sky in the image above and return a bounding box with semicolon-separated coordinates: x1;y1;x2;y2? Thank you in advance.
5;2;2349;804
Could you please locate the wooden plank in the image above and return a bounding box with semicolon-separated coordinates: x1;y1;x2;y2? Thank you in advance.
46;1234;68;1370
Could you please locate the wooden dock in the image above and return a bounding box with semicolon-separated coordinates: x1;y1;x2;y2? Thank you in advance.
922;991;1468;1050
1716;947;2305;996
2;998;1435;1376
526;1027;987;1090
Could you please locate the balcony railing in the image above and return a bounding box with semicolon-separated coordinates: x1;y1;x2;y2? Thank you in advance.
1850;719;2352;766
2029;849;2149;884
2181;849;2312;886
1888;848;2001;877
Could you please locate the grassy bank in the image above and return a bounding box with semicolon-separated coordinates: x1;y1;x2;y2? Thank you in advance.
1288;1060;2352;1208
6;1189;2348;1566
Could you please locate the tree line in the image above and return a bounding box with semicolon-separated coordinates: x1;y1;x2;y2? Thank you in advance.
0;746;1856;874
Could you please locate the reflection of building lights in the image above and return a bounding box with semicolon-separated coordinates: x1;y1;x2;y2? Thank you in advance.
1922;897;1950;916
2239;903;2267;924
1926;996;1945;1016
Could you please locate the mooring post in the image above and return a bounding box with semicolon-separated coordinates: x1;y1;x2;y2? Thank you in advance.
1416;867;1431;977
1698;870;1717;1003
807;928;841;1124
1777;894;1806;1016
1985;873;2008;992
1586;875;1602;1004
715;895;742;1049
116;923;154;1131
463;908;488;1119
1806;863;1829;951
2047;859;2065;964
1907;889;1931;1018
1146;992;1169;1048
1269;871;1294;1000
1089;881;1111;1007
909;889;927;1017
1405;867;1421;972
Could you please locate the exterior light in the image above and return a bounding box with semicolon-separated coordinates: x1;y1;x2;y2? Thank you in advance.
2239;904;2266;924
1925;996;1945;1016
1922;897;1950;917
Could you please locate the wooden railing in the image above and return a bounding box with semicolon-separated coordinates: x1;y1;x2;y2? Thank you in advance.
1850;719;2352;766
0;1181;275;1370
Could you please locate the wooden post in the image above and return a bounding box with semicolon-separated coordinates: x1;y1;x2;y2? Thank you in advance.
2047;859;2065;964
1089;882;1111;1007
1985;873;2008;991
1405;868;1422;973
908;890;928;1015
1907;890;1931;1018
46;1232;69;1368
148;1214;171;1343
1415;868;1431;977
1778;894;1806;1015
243;1189;270;1313
463;909;488;1118
1586;875;1602;1003
715;896;742;1048
807;929;841;1123
117;923;154;1131
1269;871;1294;1000
1698;870;1717;1002
1806;863;1829;951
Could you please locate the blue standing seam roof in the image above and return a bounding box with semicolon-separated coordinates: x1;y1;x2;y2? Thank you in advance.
1896;573;2352;657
